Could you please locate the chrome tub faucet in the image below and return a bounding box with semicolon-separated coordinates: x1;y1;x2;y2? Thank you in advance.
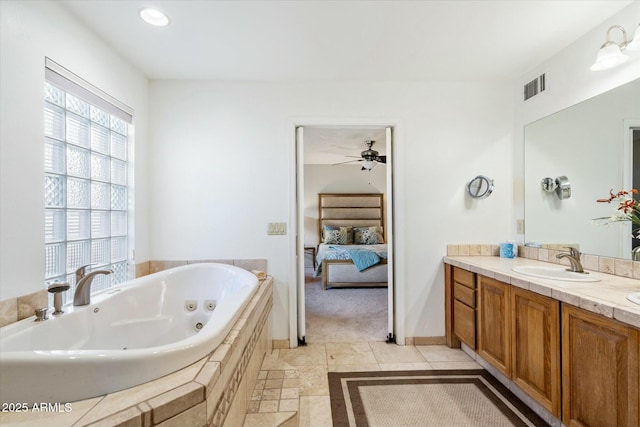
73;265;113;306
556;247;585;273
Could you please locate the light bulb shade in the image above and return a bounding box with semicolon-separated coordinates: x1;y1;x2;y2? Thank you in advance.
591;42;629;71
361;160;376;170
626;25;640;51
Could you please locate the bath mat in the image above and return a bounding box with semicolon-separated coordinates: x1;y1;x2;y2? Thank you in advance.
328;369;550;427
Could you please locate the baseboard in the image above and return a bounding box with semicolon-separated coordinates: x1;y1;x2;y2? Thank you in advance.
272;339;290;349
407;336;446;345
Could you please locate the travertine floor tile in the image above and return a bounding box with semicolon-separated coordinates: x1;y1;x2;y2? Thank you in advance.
370;341;427;363
281;388;299;399
326;342;377;365
429;361;482;370
259;400;280;413
299;396;332;427
278;343;327;367
378;362;433;371
297;366;329;396
261;351;297;370
244;412;297;427
328;363;381;372
416;345;475;362
279;398;299;412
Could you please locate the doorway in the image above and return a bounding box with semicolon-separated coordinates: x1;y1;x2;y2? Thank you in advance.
293;125;395;346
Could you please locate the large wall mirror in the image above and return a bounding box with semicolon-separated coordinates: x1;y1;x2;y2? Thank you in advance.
524;78;640;259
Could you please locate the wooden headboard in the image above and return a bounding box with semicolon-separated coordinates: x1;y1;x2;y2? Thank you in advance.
318;193;385;243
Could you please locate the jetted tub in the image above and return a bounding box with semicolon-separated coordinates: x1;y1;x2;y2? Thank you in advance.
0;263;259;404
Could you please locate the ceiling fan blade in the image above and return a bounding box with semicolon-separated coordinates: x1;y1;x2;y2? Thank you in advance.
332;159;361;166
376;155;387;164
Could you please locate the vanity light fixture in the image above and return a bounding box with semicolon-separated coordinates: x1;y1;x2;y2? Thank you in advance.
139;8;170;27
591;24;640;71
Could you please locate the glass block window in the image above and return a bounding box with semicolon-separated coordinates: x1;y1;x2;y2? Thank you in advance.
44;79;130;303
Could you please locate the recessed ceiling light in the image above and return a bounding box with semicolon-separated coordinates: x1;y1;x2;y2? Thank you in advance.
139;8;170;27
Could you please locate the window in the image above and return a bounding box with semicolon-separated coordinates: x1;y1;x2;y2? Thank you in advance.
44;60;133;303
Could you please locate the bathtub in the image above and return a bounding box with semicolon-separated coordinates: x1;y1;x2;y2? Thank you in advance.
0;263;259;405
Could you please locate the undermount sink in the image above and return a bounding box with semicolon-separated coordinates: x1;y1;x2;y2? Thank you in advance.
512;265;601;282
628;292;640;305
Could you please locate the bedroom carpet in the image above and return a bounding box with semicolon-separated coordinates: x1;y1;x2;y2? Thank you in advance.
304;268;387;343
328;370;550;427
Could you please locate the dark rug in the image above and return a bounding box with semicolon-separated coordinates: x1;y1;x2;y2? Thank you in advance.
328;370;550;427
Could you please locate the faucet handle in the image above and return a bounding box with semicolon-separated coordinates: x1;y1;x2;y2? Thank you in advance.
563;246;580;257
47;281;70;293
34;307;49;322
75;264;92;281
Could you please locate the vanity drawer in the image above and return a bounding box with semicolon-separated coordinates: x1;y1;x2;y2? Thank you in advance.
454;299;476;348
453;266;475;289
454;281;475;308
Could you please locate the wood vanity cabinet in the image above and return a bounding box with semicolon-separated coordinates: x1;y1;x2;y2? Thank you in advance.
511;287;560;417
452;267;476;348
562;304;640;427
445;262;640;425
477;276;511;377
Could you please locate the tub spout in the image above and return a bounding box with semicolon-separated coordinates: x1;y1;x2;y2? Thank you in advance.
73;268;112;306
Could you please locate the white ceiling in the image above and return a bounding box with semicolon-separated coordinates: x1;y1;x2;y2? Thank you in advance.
61;0;632;82
59;0;633;164
302;127;387;165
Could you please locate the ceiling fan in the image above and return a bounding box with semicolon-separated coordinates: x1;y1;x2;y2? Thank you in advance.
333;140;387;170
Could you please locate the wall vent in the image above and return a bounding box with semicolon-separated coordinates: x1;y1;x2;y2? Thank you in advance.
523;73;546;101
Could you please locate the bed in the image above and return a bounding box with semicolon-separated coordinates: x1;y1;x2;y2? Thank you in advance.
314;193;388;290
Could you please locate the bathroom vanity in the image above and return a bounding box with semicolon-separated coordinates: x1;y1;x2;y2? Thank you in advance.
444;255;640;427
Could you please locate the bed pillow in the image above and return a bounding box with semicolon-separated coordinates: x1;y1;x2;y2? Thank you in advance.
353;226;384;244
323;225;353;245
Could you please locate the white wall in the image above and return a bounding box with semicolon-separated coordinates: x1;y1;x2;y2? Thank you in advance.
513;2;640;242
0;1;149;300
303;164;387;247
149;80;514;340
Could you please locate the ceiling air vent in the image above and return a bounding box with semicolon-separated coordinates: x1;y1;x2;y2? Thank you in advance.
523;73;546;101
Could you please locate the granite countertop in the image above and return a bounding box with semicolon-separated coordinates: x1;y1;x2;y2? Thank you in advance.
444;255;640;329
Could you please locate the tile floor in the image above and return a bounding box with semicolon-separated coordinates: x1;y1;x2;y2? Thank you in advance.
243;342;481;426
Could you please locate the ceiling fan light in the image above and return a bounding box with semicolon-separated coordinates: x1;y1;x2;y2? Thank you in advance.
591;42;629;71
361;160;376;170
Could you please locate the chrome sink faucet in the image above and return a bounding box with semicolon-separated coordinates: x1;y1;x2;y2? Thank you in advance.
73;265;112;306
556;247;585;273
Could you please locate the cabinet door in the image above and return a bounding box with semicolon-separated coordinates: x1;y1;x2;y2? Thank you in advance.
453;299;475;348
562;305;639;427
511;288;560;417
477;276;511;376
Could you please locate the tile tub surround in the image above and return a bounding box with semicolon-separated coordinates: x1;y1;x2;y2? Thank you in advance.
447;244;640;280
0;259;266;329
443;255;640;329
0;277;273;427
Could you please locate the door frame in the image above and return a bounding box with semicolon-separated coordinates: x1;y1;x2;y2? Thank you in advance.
287;118;405;348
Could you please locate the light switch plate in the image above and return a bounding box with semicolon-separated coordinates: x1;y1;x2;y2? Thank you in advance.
516;219;525;234
268;222;287;235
